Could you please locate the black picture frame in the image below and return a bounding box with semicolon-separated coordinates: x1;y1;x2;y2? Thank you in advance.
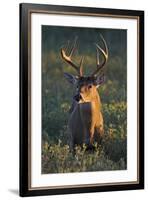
20;3;144;197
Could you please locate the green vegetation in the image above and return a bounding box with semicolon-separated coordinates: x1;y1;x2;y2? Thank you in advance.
42;138;126;174
41;26;127;173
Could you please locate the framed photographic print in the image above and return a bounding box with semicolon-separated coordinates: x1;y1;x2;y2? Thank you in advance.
20;3;144;197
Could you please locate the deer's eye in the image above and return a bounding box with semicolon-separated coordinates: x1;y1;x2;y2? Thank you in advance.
88;85;92;89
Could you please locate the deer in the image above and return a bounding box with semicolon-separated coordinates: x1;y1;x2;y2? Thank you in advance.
61;35;108;150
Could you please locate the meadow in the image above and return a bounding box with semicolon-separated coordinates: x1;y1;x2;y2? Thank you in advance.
41;26;127;173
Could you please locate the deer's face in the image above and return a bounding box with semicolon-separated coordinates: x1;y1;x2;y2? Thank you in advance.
76;77;97;103
64;74;105;103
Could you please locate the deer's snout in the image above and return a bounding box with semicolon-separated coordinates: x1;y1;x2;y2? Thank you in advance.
74;94;82;102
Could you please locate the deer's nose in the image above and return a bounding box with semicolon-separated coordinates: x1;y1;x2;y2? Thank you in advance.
74;94;82;102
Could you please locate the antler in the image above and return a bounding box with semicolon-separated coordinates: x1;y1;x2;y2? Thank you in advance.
61;37;83;77
91;34;108;77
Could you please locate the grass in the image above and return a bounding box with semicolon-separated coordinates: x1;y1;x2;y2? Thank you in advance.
42;135;127;174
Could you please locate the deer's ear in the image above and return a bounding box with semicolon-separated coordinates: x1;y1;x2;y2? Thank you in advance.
64;72;78;84
95;74;105;88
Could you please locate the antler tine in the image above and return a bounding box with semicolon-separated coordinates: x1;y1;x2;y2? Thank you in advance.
65;40;70;54
100;34;108;57
61;37;83;76
96;48;100;66
91;34;108;77
69;36;78;57
79;56;84;77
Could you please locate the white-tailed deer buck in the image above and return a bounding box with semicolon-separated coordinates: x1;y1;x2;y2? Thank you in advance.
61;35;108;150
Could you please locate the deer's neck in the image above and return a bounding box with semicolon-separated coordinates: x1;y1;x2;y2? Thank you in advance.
92;92;101;110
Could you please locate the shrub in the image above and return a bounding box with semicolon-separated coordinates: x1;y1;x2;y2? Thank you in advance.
42;139;126;174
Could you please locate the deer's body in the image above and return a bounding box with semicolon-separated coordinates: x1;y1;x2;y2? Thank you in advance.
60;35;108;149
68;94;104;149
